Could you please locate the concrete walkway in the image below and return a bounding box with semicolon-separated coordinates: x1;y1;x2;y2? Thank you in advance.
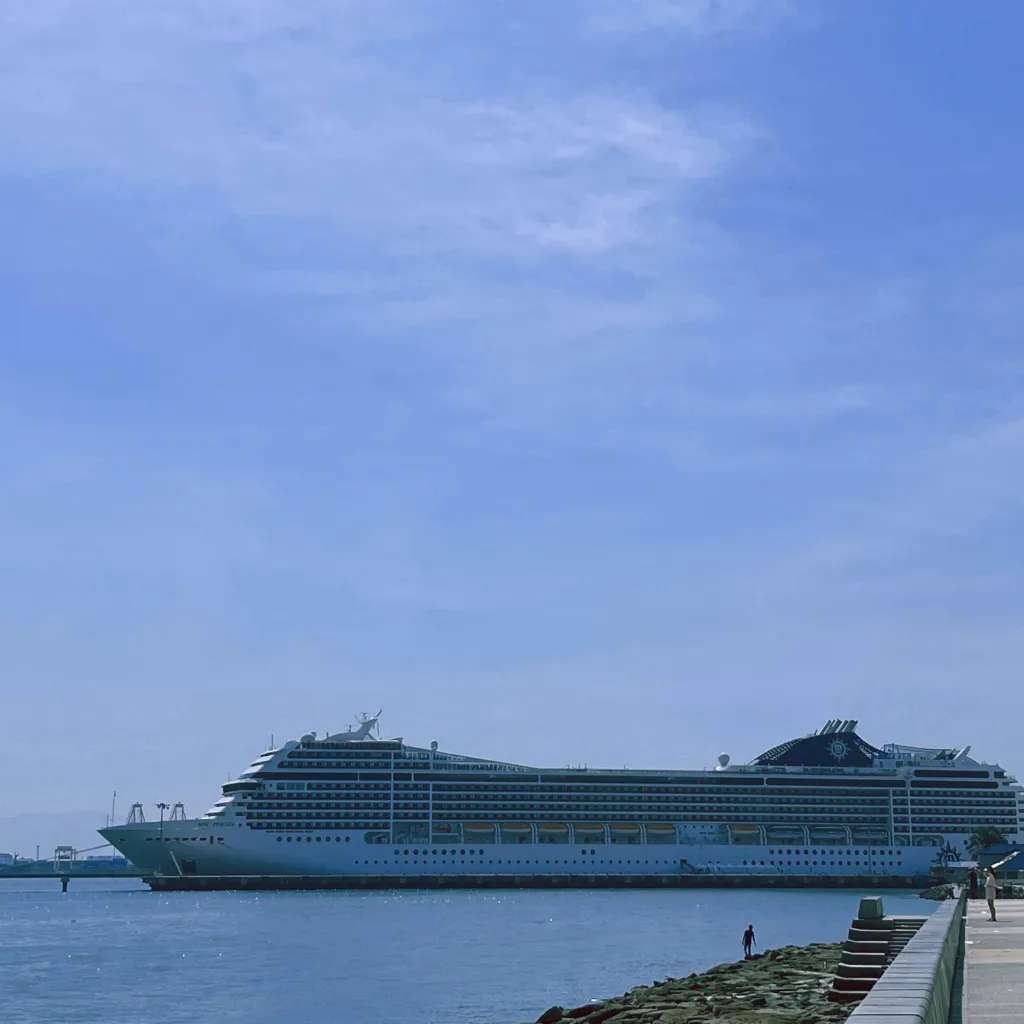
965;896;1024;1022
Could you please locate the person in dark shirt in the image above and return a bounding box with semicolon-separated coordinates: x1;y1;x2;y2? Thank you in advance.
742;923;756;959
968;867;979;899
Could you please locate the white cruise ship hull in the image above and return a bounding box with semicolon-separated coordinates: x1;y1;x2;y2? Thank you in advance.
101;821;940;886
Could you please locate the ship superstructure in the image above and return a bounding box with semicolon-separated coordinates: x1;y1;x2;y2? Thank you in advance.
100;717;1020;885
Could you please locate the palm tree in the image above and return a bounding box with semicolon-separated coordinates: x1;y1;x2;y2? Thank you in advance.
967;826;1007;858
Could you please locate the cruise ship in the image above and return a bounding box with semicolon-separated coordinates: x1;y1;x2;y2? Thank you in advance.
100;716;1021;889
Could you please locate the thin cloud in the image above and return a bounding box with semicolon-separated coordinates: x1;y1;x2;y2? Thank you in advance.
587;0;802;36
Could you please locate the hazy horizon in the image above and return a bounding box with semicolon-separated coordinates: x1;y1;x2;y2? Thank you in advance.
3;2;1023;836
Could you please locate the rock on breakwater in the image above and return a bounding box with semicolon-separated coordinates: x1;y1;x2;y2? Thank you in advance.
530;942;852;1024
917;884;954;901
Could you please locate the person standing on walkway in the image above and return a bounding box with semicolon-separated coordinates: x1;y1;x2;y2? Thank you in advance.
985;868;998;921
968;867;979;899
742;923;756;959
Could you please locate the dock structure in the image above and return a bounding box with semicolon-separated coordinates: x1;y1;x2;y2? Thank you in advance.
836;891;966;1024
0;844;142;889
828;896;927;1004
0;868;143;892
965;895;1024;1024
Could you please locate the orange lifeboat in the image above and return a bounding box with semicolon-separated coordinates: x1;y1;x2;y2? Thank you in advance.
646;824;677;843
573;823;605;843
539;823;570;843
462;822;497;841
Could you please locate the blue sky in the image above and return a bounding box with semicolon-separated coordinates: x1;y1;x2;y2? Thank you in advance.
2;1;1023;830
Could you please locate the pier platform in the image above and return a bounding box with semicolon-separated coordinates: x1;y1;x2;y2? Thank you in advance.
965;895;1024;1023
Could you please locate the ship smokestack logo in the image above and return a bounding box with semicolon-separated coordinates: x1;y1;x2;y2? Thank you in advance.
829;739;850;762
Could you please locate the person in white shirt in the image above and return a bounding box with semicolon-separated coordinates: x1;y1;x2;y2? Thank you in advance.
985;868;998;921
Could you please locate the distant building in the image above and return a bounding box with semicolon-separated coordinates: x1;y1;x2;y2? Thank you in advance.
0;853;13;866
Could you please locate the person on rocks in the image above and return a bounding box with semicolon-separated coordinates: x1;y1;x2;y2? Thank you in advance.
968;867;979;900
985;868;998;921
742;923;756;959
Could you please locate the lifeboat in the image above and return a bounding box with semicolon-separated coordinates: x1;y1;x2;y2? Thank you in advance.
499;823;533;844
809;826;848;845
610;823;642;845
463;822;497;842
727;824;763;845
573;823;606;843
646;824;677;844
538;824;569;843
853;828;891;846
765;826;805;845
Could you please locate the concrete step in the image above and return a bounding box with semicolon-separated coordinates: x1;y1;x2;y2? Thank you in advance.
837;963;884;979
831;977;878;993
843;940;889;954
828;990;867;1004
842;952;886;966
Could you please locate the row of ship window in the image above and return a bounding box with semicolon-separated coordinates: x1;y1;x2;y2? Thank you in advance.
144;837;225;843
273;836;352;843
285;757;521;770
247;798;898;810
251;788;1014;807
352;859;699;866
272;774;1013;796
253;799;900;811
404;797;892;804
245;819;974;835
247;802;1013;819
739;859;899;867
248;798;900;811
242;814;896;826
262;850;905;870
254;790;1014;813
249;812;901;826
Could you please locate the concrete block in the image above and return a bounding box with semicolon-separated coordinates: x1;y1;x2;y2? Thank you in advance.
848;1013;926;1023
859;896;885;920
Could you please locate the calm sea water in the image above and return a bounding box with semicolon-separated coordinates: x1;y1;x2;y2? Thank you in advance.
0;879;931;1024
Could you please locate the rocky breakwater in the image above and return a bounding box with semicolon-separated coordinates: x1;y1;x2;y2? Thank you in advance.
531;942;853;1024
